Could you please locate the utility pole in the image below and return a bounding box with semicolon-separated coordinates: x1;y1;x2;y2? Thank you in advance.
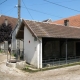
17;0;21;61
18;0;21;27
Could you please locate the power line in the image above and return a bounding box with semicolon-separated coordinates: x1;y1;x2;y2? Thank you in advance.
55;0;79;3
0;0;7;5
22;0;79;7
22;0;34;20
22;6;63;18
44;0;80;12
22;0;62;19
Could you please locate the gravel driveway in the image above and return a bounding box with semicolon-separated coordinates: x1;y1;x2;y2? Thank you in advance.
0;54;80;80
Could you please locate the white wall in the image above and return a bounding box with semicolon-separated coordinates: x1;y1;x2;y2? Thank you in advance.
24;26;42;68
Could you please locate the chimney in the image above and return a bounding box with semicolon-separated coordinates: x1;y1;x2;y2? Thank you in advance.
64;19;69;26
5;19;8;26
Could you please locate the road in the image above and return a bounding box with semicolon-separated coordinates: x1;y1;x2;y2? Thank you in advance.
0;54;80;80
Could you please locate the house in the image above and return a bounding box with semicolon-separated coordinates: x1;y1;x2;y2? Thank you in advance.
0;15;23;55
0;15;17;51
16;19;80;68
51;14;80;28
0;15;17;29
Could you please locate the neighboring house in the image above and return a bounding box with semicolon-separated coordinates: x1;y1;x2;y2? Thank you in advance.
51;14;80;28
0;15;17;29
0;15;23;54
0;15;17;50
16;19;80;68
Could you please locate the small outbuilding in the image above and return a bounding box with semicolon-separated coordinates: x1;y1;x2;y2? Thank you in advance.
16;19;80;68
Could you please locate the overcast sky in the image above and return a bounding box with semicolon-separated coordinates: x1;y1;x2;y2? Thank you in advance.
0;0;80;21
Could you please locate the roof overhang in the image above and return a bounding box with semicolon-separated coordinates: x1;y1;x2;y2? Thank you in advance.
16;20;24;39
16;19;37;39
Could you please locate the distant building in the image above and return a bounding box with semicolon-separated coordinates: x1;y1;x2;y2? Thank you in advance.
0;15;23;54
51;14;80;28
0;15;17;51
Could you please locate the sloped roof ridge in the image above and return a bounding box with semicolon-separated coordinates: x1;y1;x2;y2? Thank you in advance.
23;19;52;24
23;19;40;22
23;19;80;29
23;19;51;37
1;15;17;19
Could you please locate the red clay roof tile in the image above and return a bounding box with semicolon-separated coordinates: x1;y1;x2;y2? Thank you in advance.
0;15;18;29
51;14;80;28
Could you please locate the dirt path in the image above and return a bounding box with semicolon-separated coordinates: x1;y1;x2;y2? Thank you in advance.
0;53;80;80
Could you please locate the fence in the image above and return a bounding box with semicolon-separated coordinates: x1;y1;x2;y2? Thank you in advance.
42;56;80;67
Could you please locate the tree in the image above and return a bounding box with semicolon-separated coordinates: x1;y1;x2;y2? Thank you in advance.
0;23;12;44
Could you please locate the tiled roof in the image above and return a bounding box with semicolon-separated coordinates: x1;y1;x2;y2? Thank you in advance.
16;19;80;39
0;15;18;29
51;14;80;28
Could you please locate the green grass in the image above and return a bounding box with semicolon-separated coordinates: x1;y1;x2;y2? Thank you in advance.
11;53;17;57
0;50;3;53
23;68;39;73
22;65;40;73
23;62;80;73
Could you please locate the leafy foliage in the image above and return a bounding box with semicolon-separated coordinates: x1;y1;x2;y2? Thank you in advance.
0;23;12;44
